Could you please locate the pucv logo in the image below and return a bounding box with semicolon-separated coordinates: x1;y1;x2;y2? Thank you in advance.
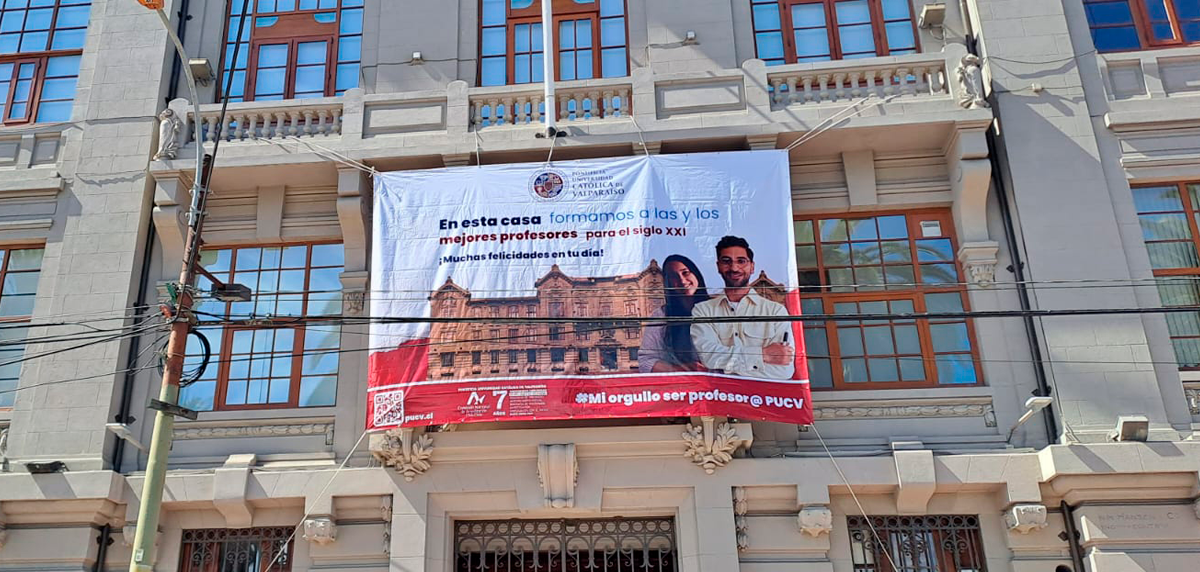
529;169;567;201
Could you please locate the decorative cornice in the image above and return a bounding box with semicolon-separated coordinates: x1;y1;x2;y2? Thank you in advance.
814;397;996;427
173;418;334;445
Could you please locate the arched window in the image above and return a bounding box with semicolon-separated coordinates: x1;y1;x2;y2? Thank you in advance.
479;0;628;86
220;0;363;102
750;0;918;65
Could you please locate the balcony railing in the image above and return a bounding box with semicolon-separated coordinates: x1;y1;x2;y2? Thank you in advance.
468;79;632;130
156;50;981;160
766;53;949;110
187;97;344;143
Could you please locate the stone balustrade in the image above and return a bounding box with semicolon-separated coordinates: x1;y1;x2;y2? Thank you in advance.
154;51;979;160
766;53;949;109
185;98;343;143
468;79;632;130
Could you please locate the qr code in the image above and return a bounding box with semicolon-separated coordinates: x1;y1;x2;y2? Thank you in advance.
373;389;405;426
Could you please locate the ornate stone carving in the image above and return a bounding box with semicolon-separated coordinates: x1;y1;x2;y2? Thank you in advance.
1185;386;1200;415
302;517;337;545
0;425;8;465
1004;504;1048;534
154;108;183;160
682;417;743;474
373;428;434;481
814;399;995;423
174;421;334;445
958;241;1000;287
343;290;366;316
733;487;749;552
537;444;578;508
956;54;989;110
798;506;833;537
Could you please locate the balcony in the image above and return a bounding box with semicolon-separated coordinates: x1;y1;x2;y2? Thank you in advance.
153;49;989;175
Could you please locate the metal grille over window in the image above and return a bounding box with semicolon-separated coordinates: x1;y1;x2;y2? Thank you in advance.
455;518;678;572
847;515;986;572
179;527;293;572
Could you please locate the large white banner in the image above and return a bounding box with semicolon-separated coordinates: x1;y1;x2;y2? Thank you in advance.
367;150;811;428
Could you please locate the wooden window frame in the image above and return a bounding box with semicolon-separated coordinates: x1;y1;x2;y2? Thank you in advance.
197;241;343;412
0;244;44;409
0;0;89;126
797;209;984;390
1084;0;1200;52
1131;181;1200;369
750;0;920;64
477;0;630;86
219;2;362;102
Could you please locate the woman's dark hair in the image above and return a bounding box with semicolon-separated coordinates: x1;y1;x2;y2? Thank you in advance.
661;254;710;366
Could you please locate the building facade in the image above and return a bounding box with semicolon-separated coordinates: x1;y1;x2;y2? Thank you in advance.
1;0;1200;571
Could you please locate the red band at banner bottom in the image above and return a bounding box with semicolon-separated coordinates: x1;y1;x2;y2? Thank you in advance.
367;343;813;429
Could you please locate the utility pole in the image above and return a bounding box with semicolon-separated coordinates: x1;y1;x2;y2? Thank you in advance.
128;2;207;570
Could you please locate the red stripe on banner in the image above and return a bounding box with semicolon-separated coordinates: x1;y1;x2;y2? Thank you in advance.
367;346;812;429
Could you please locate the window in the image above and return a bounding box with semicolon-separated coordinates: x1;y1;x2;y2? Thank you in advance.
180;527;292;572
221;0;363;102
0;246;43;408
526;348;538;363
550;347;565;362
600;347;618;370
751;0;917;65
0;1;88;124
578;348;589;362
479;0;628;86
472;351;483;365
508;349;519;364
1131;183;1200;368
180;243;344;411
490;349;501;364
795;211;981;389
626;347;637;361
549;325;563;340
442;352;456;367
1083;0;1200;52
509;327;520;343
847;515;986;572
456;518;676;572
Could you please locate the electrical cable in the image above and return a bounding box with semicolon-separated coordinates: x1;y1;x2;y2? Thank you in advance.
178;329;211;386
811;423;901;571
0;319;165;371
260;430;371;572
191;303;1200;328
0;363;161;397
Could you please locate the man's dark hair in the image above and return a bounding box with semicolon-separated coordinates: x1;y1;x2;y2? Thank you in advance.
715;235;753;262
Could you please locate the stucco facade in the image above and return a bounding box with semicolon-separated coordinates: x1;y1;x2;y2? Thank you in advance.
1;0;1200;570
